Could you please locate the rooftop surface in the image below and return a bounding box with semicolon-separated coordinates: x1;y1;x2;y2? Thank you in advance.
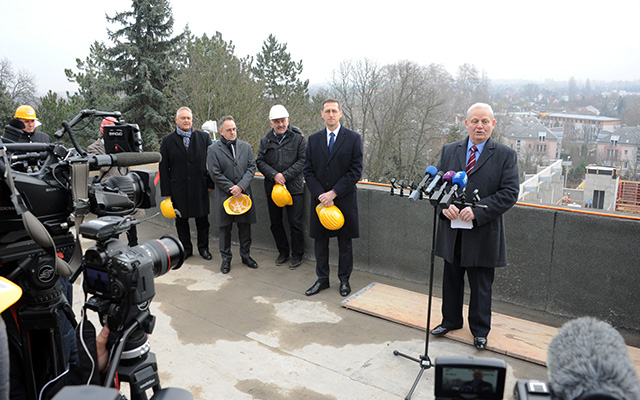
71;220;632;400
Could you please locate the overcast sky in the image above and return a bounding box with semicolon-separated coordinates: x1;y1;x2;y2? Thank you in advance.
1;0;639;96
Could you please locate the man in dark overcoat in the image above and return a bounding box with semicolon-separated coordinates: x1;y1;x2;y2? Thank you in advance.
303;99;363;297
256;104;307;269
207;115;258;274
159;106;212;260
430;102;519;350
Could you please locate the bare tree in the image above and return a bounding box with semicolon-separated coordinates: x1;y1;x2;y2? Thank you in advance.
0;58;38;120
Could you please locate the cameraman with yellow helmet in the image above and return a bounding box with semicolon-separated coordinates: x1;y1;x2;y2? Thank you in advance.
2;105;51;144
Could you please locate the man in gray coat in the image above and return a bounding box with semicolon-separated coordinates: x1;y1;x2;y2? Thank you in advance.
207;116;258;274
430;103;519;350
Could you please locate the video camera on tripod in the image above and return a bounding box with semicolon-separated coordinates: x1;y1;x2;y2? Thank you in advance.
0;109;191;399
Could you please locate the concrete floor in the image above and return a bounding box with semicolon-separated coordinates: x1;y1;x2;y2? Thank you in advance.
73;221;551;400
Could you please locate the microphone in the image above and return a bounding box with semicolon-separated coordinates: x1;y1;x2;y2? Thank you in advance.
547;317;640;400
87;152;162;170
429;170;455;204
408;166;437;202
439;171;468;208
424;170;445;196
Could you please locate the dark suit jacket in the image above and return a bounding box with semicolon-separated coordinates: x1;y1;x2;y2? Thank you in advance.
434;137;519;267
303;125;363;239
159;129;211;218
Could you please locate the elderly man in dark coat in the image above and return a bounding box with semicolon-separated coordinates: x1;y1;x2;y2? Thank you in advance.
303;99;363;297
159;107;212;260
430;102;519;350
207;115;258;274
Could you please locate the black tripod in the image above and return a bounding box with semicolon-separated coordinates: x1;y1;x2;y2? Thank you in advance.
393;195;486;400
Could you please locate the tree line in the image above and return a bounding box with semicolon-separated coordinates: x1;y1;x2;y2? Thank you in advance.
1;0;490;185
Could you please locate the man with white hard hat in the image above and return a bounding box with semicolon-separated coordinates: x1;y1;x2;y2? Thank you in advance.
256;104;307;269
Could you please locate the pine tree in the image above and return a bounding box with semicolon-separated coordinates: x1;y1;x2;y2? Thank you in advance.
105;0;185;150
253;34;309;105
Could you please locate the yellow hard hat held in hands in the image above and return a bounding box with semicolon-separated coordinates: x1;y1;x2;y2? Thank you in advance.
271;184;293;207
316;203;344;230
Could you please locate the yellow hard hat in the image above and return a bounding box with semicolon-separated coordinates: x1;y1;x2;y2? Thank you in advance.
0;277;22;313
223;194;252;215
14;105;38;120
160;197;177;218
315;203;344;230
271;184;293;207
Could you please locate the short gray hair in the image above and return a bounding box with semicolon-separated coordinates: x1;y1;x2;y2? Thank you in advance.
218;115;235;128
176;106;192;118
466;103;494;120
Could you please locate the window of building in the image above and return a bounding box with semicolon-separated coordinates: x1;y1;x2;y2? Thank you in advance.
538;131;546;142
611;135;619;146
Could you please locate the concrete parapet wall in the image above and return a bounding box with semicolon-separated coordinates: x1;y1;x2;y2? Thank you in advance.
150;176;640;331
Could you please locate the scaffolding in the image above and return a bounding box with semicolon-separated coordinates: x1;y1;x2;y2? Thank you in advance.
616;180;640;213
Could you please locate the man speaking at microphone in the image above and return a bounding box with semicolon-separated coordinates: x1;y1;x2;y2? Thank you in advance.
430;103;519;350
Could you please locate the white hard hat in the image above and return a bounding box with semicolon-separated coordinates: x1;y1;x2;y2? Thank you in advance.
269;105;289;120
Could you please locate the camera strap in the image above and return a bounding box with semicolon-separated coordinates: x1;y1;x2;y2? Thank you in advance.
0;146;75;276
67;161;91;272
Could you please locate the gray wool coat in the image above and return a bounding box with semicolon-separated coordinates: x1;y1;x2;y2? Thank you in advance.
206;139;257;227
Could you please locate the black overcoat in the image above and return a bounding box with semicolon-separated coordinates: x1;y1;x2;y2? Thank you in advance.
303;125;363;239
434;137;519;267
159;129;211;218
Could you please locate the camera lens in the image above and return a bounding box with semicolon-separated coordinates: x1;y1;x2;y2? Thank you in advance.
136;234;185;276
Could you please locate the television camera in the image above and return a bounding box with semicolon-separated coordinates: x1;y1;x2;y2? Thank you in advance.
0;109;190;399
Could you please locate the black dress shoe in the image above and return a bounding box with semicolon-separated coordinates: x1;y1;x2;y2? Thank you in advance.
220;260;230;274
340;281;351;297
430;325;456;336
474;337;487;350
242;257;258;269
275;253;289;265
305;281;330;296
199;249;212;260
289;257;302;270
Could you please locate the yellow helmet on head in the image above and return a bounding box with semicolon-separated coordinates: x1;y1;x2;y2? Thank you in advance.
161;197;178;218
223;194;252;215
14;105;37;120
315;203;344;230
271;184;293;207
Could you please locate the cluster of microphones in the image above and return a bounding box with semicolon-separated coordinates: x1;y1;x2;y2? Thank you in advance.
390;166;483;209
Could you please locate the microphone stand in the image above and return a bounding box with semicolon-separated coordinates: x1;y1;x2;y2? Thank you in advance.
393;189;487;400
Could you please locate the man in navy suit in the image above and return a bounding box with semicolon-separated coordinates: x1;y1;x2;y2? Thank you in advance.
429;103;519;350
303;99;363;297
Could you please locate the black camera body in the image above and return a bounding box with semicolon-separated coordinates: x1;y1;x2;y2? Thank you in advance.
435;356;507;400
103;123;142;153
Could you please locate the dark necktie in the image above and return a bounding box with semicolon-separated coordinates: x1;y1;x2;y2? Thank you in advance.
466;145;477;174
328;131;335;152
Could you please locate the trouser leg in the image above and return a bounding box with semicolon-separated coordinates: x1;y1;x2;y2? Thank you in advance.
267;198;288;255
314;237;330;283
337;235;353;283
467;267;495;337
219;225;232;261
288;194;305;258
237;223;252;259
195;215;210;252
175;218;192;253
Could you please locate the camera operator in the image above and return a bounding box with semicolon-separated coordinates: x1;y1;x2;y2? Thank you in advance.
2;105;51;144
87;117;146;246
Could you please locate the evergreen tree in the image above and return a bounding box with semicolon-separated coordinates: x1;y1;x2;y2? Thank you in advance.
65;41;120;112
105;0;185;150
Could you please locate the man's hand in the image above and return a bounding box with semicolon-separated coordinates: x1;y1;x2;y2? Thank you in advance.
443;204;475;222
274;173;286;186
96;326;110;372
318;190;337;207
230;185;243;197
